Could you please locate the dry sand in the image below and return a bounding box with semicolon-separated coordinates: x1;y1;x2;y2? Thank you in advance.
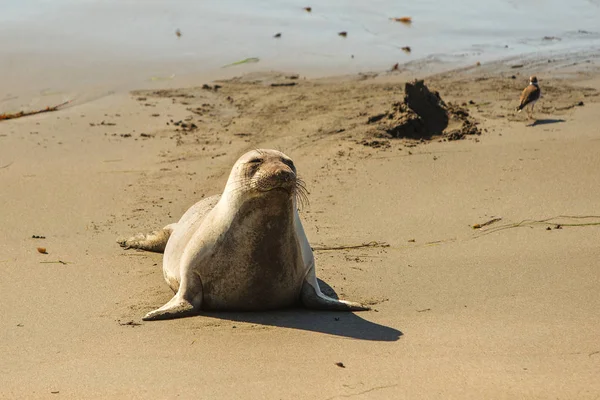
1;56;600;399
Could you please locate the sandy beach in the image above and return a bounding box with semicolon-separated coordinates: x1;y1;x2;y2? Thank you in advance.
2;39;600;400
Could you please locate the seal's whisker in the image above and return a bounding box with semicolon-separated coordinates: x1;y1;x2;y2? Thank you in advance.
295;177;309;193
294;177;310;210
296;177;308;191
229;177;249;186
228;176;252;190
228;183;251;197
296;192;307;210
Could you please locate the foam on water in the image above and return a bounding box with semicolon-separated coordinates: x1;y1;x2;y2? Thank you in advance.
1;0;600;110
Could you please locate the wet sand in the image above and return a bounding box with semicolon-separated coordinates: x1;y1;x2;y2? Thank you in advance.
1;54;600;399
3;0;600;112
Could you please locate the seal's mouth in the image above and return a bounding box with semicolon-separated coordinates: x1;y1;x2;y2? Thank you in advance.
254;176;309;208
263;186;292;194
256;172;295;192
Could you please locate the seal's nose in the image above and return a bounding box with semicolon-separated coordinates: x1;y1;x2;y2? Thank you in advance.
277;167;292;180
274;167;295;186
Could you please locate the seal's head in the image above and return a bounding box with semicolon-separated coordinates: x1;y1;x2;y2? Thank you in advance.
225;149;308;207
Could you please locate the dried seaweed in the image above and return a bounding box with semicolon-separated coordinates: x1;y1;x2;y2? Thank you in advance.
0;100;71;122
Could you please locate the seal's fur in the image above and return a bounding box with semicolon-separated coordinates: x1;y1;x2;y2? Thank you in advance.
118;149;369;320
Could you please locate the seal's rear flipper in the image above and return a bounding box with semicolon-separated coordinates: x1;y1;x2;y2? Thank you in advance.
142;295;198;321
117;223;176;254
300;275;370;312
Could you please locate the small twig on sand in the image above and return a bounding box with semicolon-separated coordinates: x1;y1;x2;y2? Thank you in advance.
118;320;142;327
40;260;72;265
0;162;13;169
424;238;457;246
312;241;390;251
472;217;502;229
474;215;600;237
0;100;71;122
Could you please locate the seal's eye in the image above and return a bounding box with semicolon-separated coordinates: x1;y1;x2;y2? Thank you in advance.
246;158;262;177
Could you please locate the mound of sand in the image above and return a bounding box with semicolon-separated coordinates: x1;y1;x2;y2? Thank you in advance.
367;79;481;141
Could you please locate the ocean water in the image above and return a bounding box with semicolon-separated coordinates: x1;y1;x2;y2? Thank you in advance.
1;0;600;110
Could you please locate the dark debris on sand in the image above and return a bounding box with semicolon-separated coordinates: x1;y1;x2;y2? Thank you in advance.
366;79;481;141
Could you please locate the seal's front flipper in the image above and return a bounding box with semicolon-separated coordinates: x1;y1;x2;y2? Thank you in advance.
142;295;198;321
117;223;176;253
300;266;370;312
143;272;203;321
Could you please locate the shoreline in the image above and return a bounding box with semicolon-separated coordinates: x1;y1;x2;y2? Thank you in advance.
0;47;600;118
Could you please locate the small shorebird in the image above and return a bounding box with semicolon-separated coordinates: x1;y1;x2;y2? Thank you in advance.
516;75;541;119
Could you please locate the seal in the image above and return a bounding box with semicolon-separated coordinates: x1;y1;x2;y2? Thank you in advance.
117;149;370;320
